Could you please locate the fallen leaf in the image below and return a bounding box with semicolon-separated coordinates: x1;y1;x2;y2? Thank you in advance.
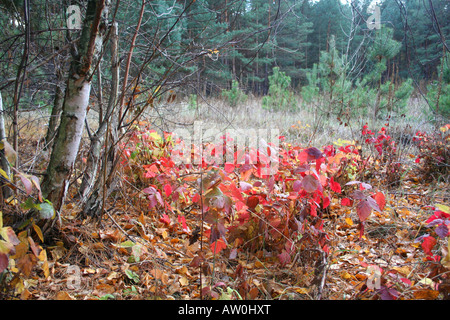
32;223;44;243
17;253;36;277
345;217;353;226
56;291;73;300
413;289;439;300
392;266;411;277
341;271;354;280
295;287;310;294
20;288;32;300
150;269;169;285
175;265;189;276
95;283;115;295
179;276;189;286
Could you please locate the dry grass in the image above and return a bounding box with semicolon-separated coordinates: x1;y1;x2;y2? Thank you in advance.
8;94;437;179
142;95;436;149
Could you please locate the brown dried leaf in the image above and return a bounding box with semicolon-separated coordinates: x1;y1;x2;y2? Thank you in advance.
17;253;36;277
56;291;74;300
413;289;440;300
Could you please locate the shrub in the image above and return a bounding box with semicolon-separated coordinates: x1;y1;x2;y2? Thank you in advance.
416;204;450;298
222;80;247;107
414;124;450;182
262;67;296;111
427;53;450;119
427;82;450;119
301;37;353;117
188;94;197;110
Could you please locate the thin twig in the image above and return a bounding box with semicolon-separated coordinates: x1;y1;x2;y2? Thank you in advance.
317;251;329;300
199;169;204;300
104;209;137;243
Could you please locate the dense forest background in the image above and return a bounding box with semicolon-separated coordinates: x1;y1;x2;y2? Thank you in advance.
1;0;449;118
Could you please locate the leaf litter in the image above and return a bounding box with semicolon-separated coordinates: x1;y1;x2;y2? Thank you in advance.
2;122;449;300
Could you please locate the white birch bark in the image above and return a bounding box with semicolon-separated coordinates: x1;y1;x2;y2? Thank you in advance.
0;91;12;198
41;0;108;211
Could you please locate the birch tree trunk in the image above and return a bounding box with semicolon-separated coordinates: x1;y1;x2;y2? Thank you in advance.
0;91;12;199
41;0;108;211
81;9;140;219
79;21;119;201
82;2;145;220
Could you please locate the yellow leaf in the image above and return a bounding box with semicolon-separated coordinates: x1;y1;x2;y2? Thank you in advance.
295;287;310;294
38;247;47;262
0;168;9;181
32;223;44;242
392;266;411;276
334;138;355;147
179;276;188;286
14;279;25;295
419;277;434;287
149;131;161;140
6;196;18;206
42;260;49;278
435;204;450;214
340;271;354;280
345;217;353;226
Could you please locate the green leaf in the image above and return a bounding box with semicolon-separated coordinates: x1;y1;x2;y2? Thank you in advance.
118;240;136;248
130;150;138;159
21;197;39;210
125;269;139;283
38;201;55;219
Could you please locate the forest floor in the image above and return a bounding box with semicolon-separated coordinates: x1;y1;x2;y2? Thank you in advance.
1;101;449;300
29;171;447;300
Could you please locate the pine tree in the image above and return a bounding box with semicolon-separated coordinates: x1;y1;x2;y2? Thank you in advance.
427;52;450;118
272;0;313;88
301;36;352;117
304;0;347;70
262;66;296;111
